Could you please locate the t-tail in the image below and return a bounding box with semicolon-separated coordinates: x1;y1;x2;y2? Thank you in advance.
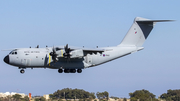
118;17;172;47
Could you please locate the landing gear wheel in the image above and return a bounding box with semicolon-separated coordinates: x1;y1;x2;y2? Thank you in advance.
20;69;25;74
64;69;70;73
70;69;76;73
77;69;82;73
58;69;63;73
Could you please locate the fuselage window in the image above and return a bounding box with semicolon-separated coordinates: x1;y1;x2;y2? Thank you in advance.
15;52;17;54
12;52;14;55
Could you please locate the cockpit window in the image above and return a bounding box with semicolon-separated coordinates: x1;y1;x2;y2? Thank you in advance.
9;51;17;55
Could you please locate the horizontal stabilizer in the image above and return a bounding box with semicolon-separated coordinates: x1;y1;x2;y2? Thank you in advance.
135;17;174;22
136;20;173;22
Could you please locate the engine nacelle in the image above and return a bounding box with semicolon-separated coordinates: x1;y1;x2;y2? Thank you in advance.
56;50;64;57
70;49;84;58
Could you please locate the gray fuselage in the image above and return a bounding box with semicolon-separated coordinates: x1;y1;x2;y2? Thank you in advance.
5;46;142;69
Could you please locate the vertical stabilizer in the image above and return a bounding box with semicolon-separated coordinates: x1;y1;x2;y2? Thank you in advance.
119;17;171;47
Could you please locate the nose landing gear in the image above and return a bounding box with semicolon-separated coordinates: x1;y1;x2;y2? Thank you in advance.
19;67;26;74
20;69;25;74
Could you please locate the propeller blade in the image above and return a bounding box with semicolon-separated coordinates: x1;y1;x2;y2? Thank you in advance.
63;44;71;59
53;46;56;54
64;44;69;53
50;46;57;62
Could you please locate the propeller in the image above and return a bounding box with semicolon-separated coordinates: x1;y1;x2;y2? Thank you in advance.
50;44;71;61
63;44;71;59
50;46;57;62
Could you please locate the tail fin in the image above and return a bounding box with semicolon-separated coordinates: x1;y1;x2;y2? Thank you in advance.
119;17;172;47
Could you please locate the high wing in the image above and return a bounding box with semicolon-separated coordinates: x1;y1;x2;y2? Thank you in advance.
81;48;104;54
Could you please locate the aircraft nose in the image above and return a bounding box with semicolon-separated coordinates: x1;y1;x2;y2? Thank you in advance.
4;55;9;64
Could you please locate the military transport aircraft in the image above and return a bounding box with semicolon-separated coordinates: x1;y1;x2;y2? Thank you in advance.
3;17;171;74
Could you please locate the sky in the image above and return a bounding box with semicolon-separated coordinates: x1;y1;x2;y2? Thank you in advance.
0;0;180;98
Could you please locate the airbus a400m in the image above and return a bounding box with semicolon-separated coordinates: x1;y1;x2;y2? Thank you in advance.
3;17;171;74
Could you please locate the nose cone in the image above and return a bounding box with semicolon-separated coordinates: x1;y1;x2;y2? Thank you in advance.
4;55;9;64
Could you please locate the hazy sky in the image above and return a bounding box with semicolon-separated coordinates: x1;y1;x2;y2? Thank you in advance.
0;0;180;98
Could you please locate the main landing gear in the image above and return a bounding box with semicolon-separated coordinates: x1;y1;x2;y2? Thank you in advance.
58;69;82;73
